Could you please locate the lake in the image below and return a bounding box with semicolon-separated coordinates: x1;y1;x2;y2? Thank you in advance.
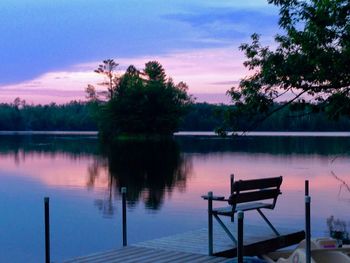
0;133;349;262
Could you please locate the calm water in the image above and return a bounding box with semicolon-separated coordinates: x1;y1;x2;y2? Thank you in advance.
0;134;349;262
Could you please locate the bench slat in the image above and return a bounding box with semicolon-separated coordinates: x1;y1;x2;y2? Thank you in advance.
232;177;282;192
214;202;272;215
229;189;280;205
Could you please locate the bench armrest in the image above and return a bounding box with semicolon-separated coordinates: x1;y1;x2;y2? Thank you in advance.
201;195;226;201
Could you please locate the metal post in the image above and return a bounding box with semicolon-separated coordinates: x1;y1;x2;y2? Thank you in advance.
305;194;311;263
230;174;234;193
237;210;244;263
230;174;235;222
121;187;127;247
44;197;50;263
208;191;213;256
305;180;309;196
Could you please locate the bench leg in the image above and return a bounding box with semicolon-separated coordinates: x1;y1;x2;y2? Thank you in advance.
213;214;237;245
237;211;244;263
230;174;235;223
257;209;280;236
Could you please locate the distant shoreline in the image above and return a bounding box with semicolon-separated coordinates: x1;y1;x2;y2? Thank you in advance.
1;131;350;137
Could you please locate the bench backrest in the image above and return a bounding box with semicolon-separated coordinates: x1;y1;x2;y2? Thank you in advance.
228;176;282;209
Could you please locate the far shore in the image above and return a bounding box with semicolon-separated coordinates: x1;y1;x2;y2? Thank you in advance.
1;131;350;137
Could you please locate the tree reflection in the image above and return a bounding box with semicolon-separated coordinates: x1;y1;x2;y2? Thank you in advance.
88;139;192;215
0;135;192;215
330;171;350;202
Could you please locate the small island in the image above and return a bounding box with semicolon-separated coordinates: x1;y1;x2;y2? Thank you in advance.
86;60;193;141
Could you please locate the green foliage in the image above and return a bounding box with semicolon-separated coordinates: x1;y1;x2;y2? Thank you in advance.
184;102;350;132
144;61;166;82
228;0;350;130
2;100;350;132
227;102;350;132
0;100;97;131
94;59;119;99
180;103;231;131
96;61;193;140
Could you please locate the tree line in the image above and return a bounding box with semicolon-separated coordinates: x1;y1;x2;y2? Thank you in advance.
1;99;349;132
0;100;97;131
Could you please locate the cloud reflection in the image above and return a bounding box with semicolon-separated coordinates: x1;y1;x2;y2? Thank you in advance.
0;136;193;215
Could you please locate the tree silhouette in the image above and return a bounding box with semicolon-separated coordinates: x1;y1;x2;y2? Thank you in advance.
144;61;166;82
97;60;193;139
93;59;119;99
228;0;350;131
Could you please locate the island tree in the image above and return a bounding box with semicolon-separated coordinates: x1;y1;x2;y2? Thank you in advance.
227;0;350;130
89;60;193;139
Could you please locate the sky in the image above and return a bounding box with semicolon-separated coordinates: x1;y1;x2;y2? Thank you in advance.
0;0;280;104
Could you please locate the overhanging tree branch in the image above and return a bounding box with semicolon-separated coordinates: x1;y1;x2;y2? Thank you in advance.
227;0;350;133
240;89;310;135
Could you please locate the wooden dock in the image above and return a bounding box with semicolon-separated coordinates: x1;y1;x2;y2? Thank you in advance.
135;224;304;257
64;223;304;262
64;246;232;263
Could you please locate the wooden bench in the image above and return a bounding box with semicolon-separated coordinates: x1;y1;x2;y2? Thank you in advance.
202;175;283;248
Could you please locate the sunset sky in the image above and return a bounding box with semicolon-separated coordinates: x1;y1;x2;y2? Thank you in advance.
0;0;279;104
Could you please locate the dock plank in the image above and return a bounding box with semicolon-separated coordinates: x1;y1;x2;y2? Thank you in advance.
64;222;304;262
64;247;144;263
134;223;304;256
64;246;231;263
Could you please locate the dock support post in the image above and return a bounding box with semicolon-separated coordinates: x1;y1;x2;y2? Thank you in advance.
122;187;127;247
44;197;50;263
305;180;309;196
237;210;244;263
230;174;234;194
230;174;234;222
305;180;311;263
208;191;213;256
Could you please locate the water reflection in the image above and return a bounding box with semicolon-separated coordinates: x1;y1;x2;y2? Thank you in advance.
0;136;193;214
1;134;350;263
177;136;350;155
0;135;349;215
96;140;192;213
331;171;350;203
2;134;349;156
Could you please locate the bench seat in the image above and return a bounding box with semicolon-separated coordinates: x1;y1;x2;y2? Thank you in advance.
202;175;283;254
213;202;273;216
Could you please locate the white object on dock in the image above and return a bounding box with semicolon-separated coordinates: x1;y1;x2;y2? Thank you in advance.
263;238;350;263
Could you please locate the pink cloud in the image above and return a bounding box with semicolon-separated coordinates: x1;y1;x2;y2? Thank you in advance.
0;46;248;104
